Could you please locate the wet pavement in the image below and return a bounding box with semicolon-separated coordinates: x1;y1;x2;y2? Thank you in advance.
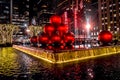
0;47;120;80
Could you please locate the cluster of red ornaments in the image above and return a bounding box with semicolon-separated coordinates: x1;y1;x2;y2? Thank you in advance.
30;15;75;50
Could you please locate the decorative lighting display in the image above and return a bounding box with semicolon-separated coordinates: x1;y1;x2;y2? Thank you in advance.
43;24;55;36
50;15;61;25
57;24;68;36
37;33;49;44
98;31;113;44
37;15;75;50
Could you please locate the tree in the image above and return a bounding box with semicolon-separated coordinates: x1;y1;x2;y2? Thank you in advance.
0;24;19;44
27;25;43;36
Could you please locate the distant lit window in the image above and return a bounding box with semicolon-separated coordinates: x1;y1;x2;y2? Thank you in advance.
109;5;112;7
102;18;104;20
101;7;104;9
117;28;119;31
115;31;117;34
110;10;112;12
110;21;113;23
105;22;107;24
108;29;110;31
113;4;116;6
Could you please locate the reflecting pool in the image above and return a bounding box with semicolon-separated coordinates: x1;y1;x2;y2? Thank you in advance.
0;47;120;80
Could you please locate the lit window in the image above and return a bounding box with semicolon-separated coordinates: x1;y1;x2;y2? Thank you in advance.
108;29;110;31
115;31;117;34
101;7;104;9
117;28;119;31
113;4;116;6
114;14;116;17
105;17;107;19
105;23;108;24
109;5;112;7
110;21;113;23
110;10;112;12
102;18;104;20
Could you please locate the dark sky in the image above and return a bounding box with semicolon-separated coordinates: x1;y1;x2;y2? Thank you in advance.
92;0;98;3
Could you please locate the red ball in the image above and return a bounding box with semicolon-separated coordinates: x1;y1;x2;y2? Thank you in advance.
43;24;55;36
48;45;53;50
51;34;61;43
64;32;75;44
60;45;64;49
57;24;68;35
50;15;61;25
98;31;112;43
30;36;37;43
38;34;49;44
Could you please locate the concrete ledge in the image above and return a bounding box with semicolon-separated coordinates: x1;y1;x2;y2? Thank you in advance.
13;45;120;64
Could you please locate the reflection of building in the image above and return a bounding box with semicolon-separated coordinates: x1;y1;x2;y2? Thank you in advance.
0;0;10;24
98;0;120;39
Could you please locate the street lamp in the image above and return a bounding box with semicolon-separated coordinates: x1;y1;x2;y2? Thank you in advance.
86;23;91;38
86;22;91;48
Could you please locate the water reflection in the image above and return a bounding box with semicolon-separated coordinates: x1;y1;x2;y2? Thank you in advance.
0;47;120;80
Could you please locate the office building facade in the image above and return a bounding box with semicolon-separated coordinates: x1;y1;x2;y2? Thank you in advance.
98;0;120;39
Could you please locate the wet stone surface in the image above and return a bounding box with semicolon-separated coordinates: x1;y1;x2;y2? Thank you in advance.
0;47;120;80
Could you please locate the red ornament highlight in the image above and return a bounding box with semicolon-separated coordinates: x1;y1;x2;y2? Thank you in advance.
57;24;68;36
43;24;55;36
51;34;61;43
50;15;61;25
38;34;49;44
98;31;112;43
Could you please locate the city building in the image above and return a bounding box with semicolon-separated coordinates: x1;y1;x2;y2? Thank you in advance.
32;0;55;26
0;0;10;24
0;0;29;27
98;0;120;40
12;0;29;27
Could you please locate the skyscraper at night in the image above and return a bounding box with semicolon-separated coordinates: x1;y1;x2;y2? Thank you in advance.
0;0;10;24
98;0;120;39
0;0;29;27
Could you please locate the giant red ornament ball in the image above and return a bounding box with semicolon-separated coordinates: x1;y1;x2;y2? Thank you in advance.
51;34;61;43
50;15;61;25
43;24;55;36
98;31;112;43
30;36;37;43
57;24;68;36
64;32;75;44
38;34;49;44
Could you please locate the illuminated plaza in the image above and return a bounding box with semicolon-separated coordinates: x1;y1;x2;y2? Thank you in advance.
0;0;120;80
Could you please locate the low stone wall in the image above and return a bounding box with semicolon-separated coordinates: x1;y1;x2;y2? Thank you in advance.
13;45;120;64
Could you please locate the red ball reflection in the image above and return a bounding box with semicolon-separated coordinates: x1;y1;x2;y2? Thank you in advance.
30;36;37;43
98;31;112;43
43;24;55;36
50;15;61;25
